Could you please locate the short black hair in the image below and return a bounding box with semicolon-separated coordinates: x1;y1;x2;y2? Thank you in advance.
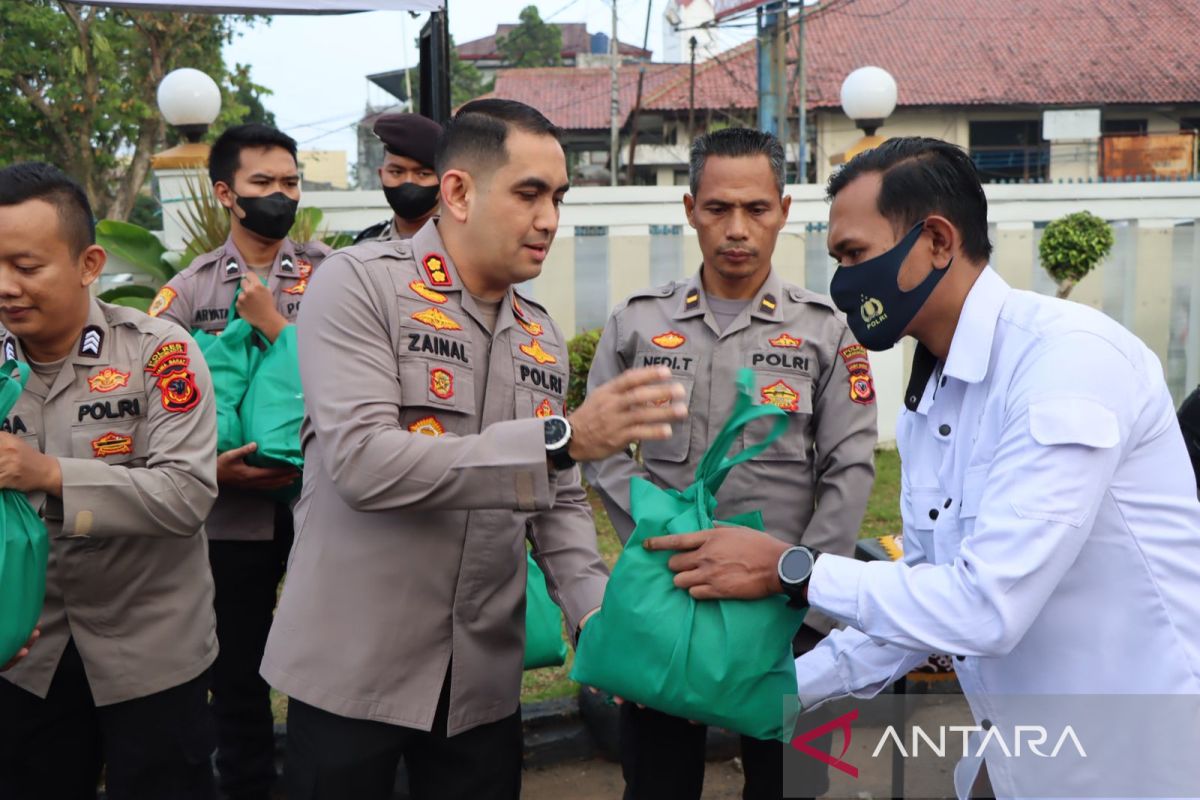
689;128;785;197
208;123;298;187
827;137;993;263
435;99;561;177
0;161;95;256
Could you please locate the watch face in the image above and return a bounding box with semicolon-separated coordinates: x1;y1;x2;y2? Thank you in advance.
781;547;815;585
543;416;568;448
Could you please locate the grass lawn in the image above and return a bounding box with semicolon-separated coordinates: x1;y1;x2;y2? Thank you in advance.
272;448;904;720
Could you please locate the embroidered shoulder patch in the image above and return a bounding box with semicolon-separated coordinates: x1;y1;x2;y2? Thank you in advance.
411;307;462;331
423;254;451;287
88;368;130;394
651;331;686;349
148;287;177;318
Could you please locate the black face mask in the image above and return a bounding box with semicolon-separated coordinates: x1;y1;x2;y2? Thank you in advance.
233;192;298;241
828;220;951;352
384;182;439;221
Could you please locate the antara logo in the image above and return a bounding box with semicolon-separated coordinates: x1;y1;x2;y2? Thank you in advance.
790;709;1088;778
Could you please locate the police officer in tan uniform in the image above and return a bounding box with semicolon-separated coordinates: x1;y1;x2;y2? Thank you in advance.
148;123;328;800
0;163;218;799
584;129;878;800
354;112;443;244
261;99;687;800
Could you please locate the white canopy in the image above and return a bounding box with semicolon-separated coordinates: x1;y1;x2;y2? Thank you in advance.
73;1;443;12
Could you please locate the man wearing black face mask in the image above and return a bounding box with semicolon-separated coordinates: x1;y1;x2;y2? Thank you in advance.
149;122;330;800
354;112;443;244
647;137;1200;799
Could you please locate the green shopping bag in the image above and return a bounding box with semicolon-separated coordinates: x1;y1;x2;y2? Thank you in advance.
240;324;303;500
524;551;568;669
570;368;807;742
191;288;264;454
0;360;49;665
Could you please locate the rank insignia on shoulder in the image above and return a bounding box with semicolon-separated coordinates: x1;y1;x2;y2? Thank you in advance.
769;332;803;349
761;379;799;412
429;368;454;400
535;398;554;418
79;326;104;357
144;341;201;414
651;331;686;349
88;368;130;394
411;307;462;331
423;253;452;287
224;259;240;276
148;287;177;318
847;362;876;405
519;339;557;365
3;337;15;362
685;291;701;311
280;257;295;274
91;432;133;458
758;293;777;314
409;280;448;304
408;416;445;437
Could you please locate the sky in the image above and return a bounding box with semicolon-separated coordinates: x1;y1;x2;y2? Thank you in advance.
222;1;755;172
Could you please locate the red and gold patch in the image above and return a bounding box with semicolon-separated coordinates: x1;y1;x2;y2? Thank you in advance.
534;398;554;419
91;432;133;458
519;339;557;365
144;341;200;413
761;379;799;412
144;341;188;375
409;280;448;304
283;259;314;295
411;307;462;332
848;362;876;405
651;331;686;349
147;287;176;318
423;253;451;287
408;416;445;437
839;344;869;364
87;368;130;394
430;368;454;400
769;332;803;349
517;316;544;337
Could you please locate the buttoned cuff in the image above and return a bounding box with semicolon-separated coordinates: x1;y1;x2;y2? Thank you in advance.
503;418;554;512
795;641;847;711
808;553;866;627
58;457;108;537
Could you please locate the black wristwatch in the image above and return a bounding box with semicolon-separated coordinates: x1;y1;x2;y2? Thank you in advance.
543;415;575;470
778;546;820;609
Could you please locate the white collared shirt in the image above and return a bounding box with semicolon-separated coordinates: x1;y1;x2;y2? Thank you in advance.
796;267;1200;797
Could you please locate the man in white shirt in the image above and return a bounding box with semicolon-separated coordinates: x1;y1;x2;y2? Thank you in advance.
646;137;1200;798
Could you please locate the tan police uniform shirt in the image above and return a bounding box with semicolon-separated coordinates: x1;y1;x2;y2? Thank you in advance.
149;235;331;541
583;269;878;635
260;219;609;736
0;300;218;705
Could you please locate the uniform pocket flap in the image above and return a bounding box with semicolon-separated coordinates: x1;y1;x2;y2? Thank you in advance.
1028;397;1119;449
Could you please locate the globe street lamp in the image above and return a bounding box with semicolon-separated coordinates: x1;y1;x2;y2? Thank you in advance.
831;66;898;167
151;68;221;171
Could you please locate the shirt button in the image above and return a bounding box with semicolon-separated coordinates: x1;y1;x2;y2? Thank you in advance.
928;509;939;521
944;498;952;509
982;719;993;730
938;424;952;436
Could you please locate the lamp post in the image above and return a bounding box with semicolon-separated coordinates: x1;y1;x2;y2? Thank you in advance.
151;68;222;249
830;65;897;167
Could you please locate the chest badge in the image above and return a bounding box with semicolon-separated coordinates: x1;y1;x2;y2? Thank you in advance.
88;368;130;393
423;254;452;287
412;307;462;332
769;333;803;349
651;331;686;349
282;260;313;296
534;398;554;418
516;315;544;337
408;416;445;437
519;339;557;365
429;368;454;400
409;280;448;304
91;432;134;458
761;379;799;412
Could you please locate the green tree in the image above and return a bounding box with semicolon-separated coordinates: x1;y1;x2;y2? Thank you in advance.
1038;211;1115;299
0;2;269;221
496;6;563;69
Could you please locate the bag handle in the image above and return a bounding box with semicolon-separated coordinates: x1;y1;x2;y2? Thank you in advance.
0;359;31;420
692;368;789;496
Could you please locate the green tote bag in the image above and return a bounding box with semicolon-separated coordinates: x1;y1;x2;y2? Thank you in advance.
240;324;303;502
0;360;49;665
191;288;264;454
524;551;568;670
570;368;808;742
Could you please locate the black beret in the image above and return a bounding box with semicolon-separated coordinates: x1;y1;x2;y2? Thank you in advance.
373;113;443;169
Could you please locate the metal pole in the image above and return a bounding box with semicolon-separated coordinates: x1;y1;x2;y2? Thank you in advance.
688;36;697;138
756;5;778;136
625;0;655;185
609;0;619;186
796;1;808;183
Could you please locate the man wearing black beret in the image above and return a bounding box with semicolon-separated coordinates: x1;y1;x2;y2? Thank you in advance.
355;112;444;244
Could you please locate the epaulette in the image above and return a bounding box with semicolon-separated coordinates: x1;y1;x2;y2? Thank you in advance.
786;285;839;314
353;221;390;245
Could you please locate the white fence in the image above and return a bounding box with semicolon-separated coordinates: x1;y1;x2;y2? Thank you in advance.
158;175;1200;443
